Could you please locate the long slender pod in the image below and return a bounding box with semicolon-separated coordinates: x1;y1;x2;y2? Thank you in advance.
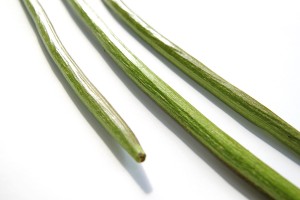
103;0;300;155
22;0;145;163
67;0;300;199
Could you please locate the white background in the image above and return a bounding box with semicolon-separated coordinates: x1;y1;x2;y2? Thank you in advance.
1;0;299;199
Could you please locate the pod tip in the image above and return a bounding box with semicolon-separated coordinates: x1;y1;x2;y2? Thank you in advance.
137;152;146;163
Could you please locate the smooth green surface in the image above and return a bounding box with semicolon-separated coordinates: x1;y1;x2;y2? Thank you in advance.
22;0;145;163
103;0;300;155
68;0;300;199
